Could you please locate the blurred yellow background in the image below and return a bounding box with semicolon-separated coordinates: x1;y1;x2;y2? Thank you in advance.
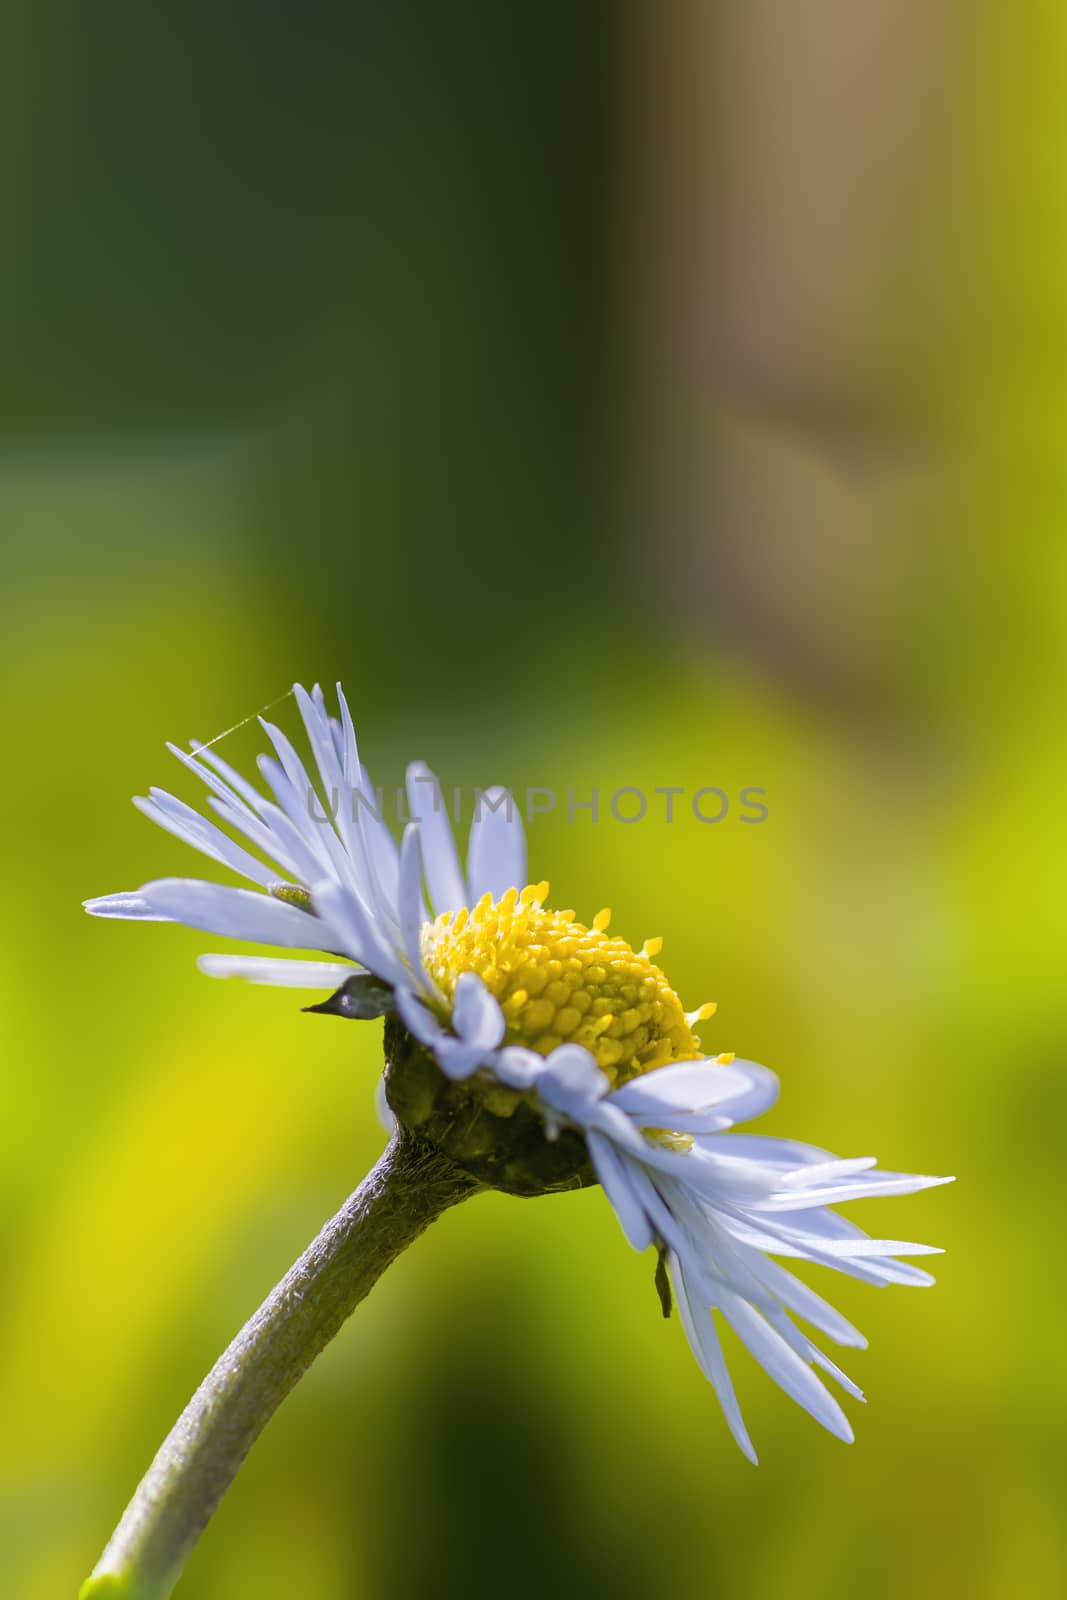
2;4;1063;1597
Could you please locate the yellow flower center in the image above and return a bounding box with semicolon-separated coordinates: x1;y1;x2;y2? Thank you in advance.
420;882;717;1087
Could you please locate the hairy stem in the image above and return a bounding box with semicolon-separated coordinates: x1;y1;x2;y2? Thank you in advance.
81;1134;481;1600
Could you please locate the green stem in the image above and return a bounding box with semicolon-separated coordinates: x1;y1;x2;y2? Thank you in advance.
80;1134;481;1600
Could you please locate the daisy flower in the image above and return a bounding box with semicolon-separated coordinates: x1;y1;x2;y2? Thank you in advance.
86;681;951;1461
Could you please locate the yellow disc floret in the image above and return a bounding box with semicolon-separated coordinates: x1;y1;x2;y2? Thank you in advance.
420;882;716;1088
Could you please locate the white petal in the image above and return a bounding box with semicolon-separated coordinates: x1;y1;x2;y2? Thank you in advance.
537;1045;611;1119
718;1292;854;1443
253;751;360;893
621;1139;780;1203
452;972;506;1049
294;685;372;897
395;984;444;1047
631;1173;755;1315
337;686;401;914
432;1037;493;1080
610;1167;700;1284
254;748;307;822
192;742;270;814
749;1256;867;1349
83;891;173;921
704;1133;833;1168
396;982;497;1082
584;1100;673;1155
756;1173;953;1210
197;955;360;988
806;1238;944;1259
134;791;278;888
671;1256;758;1464
587;1134;654;1252
863;1260;937;1287
729;1210;914;1289
755;1202;869;1243
651;1110;743;1135
259;714;334;840
206;790;322;888
293;684;349;815
762;1305;865;1401
139;879;326;948
260;719;363;896
353;764;402;917
608;1060;765;1121
706;1060;780;1127
167;742;260;822
311;680;330;727
756;1216;939;1286
721;1197;868;1252
760;1206;943;1284
466;785;526;902
397;824;434;995
312;879;411;988
494;1046;543;1089
808;1344;866;1402
406;762;468;914
663;1113;738;1135
665;1182;783;1314
826;1167;956;1193
780;1157;879;1187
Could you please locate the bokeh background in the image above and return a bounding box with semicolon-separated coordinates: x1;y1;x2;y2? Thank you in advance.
2;3;1063;1596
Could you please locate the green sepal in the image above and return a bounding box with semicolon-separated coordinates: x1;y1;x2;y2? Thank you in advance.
654;1242;673;1319
303;973;394;1020
383;1014;596;1198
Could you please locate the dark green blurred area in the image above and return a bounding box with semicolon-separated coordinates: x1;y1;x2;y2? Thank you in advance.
2;4;1064;1598
2;0;611;699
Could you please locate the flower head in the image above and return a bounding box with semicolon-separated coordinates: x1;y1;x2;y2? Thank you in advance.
86;681;952;1460
417;890;711;1079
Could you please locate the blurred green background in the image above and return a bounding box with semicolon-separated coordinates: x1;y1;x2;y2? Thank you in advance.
2;3;1063;1597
